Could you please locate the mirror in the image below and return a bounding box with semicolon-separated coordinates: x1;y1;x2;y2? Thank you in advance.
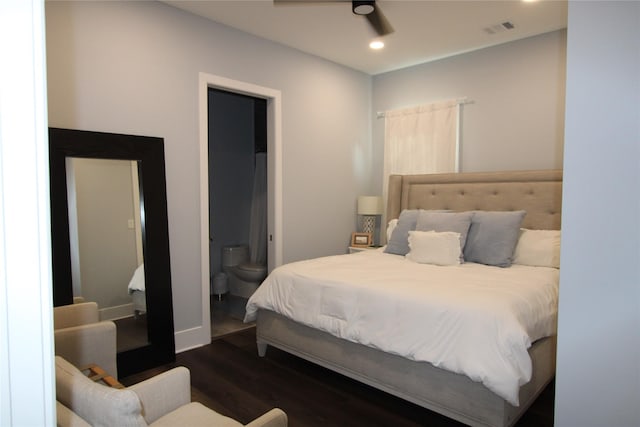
49;128;175;377
66;157;146;349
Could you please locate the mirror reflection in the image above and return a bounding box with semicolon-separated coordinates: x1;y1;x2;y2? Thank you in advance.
66;157;148;352
49;127;175;378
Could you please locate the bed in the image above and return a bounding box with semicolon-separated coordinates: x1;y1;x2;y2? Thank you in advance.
245;170;562;427
127;263;147;317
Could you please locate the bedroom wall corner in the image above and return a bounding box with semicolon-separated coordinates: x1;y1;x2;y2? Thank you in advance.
371;29;567;188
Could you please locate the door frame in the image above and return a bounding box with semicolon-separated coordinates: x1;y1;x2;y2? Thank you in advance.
198;73;282;342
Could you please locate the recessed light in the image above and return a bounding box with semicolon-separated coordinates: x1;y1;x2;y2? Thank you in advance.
369;40;384;50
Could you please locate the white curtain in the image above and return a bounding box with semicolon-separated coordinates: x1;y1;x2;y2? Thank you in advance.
249;152;267;265
382;99;460;208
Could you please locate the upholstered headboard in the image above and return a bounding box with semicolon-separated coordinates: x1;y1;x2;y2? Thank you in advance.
386;170;563;230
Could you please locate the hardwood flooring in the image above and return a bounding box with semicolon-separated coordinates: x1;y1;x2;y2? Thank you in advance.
113;314;148;352
112;293;252;355
211;294;255;338
121;328;554;427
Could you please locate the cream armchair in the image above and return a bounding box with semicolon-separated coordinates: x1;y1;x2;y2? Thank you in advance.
54;302;118;378
55;356;288;427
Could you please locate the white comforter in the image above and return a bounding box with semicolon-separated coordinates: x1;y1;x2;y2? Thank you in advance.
244;249;559;406
128;264;145;293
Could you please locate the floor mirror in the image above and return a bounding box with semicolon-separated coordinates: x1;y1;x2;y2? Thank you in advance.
49;127;175;377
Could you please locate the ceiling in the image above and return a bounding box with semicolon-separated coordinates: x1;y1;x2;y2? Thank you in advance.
161;0;568;75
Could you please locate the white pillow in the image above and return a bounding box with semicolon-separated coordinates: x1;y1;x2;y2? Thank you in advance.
386;218;398;243
513;228;561;268
406;230;462;266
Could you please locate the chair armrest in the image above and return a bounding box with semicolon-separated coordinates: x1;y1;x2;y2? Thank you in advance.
54;302;99;329
245;408;288;427
56;400;91;427
129;366;191;425
54;321;117;378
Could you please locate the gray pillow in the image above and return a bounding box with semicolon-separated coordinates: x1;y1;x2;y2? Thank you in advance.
384;209;449;255
463;210;526;267
415;211;473;252
384;209;420;255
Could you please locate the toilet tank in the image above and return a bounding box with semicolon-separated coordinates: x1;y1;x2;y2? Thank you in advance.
222;245;249;268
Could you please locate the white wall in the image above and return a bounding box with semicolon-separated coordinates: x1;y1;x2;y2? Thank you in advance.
0;0;55;425
45;1;372;344
71;158;139;312
555;2;640;426
372;30;566;187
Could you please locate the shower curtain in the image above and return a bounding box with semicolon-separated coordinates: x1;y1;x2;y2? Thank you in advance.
249;152;267;265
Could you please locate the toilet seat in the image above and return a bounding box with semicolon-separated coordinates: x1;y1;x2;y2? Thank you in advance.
233;262;267;284
237;262;266;273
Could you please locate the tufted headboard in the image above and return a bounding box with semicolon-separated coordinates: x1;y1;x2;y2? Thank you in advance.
386;170;563;230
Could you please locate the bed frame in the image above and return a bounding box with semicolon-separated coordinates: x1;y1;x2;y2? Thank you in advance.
255;170;563;427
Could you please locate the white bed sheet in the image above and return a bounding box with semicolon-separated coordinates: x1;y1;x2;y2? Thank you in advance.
128;264;145;293
245;249;559;406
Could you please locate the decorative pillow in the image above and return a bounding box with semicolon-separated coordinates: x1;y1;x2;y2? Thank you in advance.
463;210;526;267
384;209;449;255
386;218;398;243
415;211;473;252
406;231;462;266
55;356;146;427
513;228;561;268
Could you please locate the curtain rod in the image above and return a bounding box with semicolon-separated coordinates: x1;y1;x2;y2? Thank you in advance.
376;97;474;118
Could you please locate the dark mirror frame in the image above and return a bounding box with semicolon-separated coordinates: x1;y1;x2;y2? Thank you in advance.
49;127;175;377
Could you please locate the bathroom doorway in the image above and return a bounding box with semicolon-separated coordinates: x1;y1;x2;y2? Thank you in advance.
198;72;282;345
208;88;266;337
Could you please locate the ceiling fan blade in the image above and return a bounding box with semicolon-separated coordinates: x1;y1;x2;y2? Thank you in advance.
365;6;393;36
274;0;346;4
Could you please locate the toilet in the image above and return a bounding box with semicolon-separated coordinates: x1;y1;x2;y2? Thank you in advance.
222;245;267;298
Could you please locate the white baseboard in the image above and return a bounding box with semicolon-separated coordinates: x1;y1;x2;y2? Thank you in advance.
174;326;211;354
100;303;134;321
101;305;211;354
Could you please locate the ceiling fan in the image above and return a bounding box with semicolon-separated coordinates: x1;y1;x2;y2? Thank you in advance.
274;0;394;37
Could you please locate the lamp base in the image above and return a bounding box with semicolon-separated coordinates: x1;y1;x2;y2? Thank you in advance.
361;215;376;234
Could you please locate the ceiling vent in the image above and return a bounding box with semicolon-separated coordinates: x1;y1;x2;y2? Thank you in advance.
483;21;516;35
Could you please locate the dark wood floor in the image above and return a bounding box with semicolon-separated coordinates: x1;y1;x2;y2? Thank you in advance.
211;294;255;338
114;314;148;352
121;328;554;427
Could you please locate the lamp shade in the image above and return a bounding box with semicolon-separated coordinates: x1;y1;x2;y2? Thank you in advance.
357;196;383;215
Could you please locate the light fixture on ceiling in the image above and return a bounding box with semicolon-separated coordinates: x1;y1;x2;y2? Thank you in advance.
369;40;384;50
276;0;392;36
353;1;375;16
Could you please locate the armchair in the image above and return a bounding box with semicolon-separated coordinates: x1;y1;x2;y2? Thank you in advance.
55;356;288;427
54;302;118;378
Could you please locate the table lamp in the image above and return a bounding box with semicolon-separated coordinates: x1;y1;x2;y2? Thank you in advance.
357;196;383;243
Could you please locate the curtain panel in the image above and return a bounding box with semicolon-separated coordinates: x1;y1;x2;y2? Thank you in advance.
382;99;460;211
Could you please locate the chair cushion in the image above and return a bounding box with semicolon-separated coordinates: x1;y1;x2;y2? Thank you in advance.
55;356;147;427
149;402;243;427
56;401;91;427
54;302;99;329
